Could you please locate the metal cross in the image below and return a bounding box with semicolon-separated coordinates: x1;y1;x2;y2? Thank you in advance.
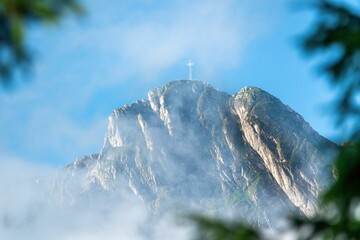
187;60;194;80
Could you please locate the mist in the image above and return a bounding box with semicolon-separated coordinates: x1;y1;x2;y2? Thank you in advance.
0;158;195;240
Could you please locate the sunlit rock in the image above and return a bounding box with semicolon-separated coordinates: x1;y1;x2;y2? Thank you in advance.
54;80;336;228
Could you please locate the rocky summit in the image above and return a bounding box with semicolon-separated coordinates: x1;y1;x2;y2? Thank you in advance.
53;80;336;228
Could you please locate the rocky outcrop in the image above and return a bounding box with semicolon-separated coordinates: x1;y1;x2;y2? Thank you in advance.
54;80;336;228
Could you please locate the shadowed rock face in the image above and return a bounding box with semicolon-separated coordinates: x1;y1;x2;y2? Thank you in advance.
54;80;336;228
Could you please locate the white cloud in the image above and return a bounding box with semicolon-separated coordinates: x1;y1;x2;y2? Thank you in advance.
0;157;191;240
112;0;262;81
41;0;270;84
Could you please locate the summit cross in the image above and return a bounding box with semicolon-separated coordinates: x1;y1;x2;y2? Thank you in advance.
187;60;194;80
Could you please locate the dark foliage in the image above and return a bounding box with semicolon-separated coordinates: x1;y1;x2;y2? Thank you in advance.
190;214;260;240
301;0;360;139
0;0;83;85
291;2;360;238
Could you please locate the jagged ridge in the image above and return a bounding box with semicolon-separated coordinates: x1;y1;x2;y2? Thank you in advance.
54;80;335;228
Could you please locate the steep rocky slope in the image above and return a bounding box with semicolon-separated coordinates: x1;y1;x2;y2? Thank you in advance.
53;80;336;228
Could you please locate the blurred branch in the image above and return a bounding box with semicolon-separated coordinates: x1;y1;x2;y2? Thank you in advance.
300;0;360;139
290;2;360;239
0;0;84;86
189;214;260;240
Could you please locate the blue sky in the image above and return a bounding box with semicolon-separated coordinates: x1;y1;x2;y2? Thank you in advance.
0;0;342;166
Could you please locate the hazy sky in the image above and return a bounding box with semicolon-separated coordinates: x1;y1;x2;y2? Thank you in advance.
0;0;341;166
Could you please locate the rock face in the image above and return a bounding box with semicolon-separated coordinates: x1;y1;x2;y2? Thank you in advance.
54;80;335;227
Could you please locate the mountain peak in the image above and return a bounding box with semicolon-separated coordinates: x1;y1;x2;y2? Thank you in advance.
54;80;336;228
